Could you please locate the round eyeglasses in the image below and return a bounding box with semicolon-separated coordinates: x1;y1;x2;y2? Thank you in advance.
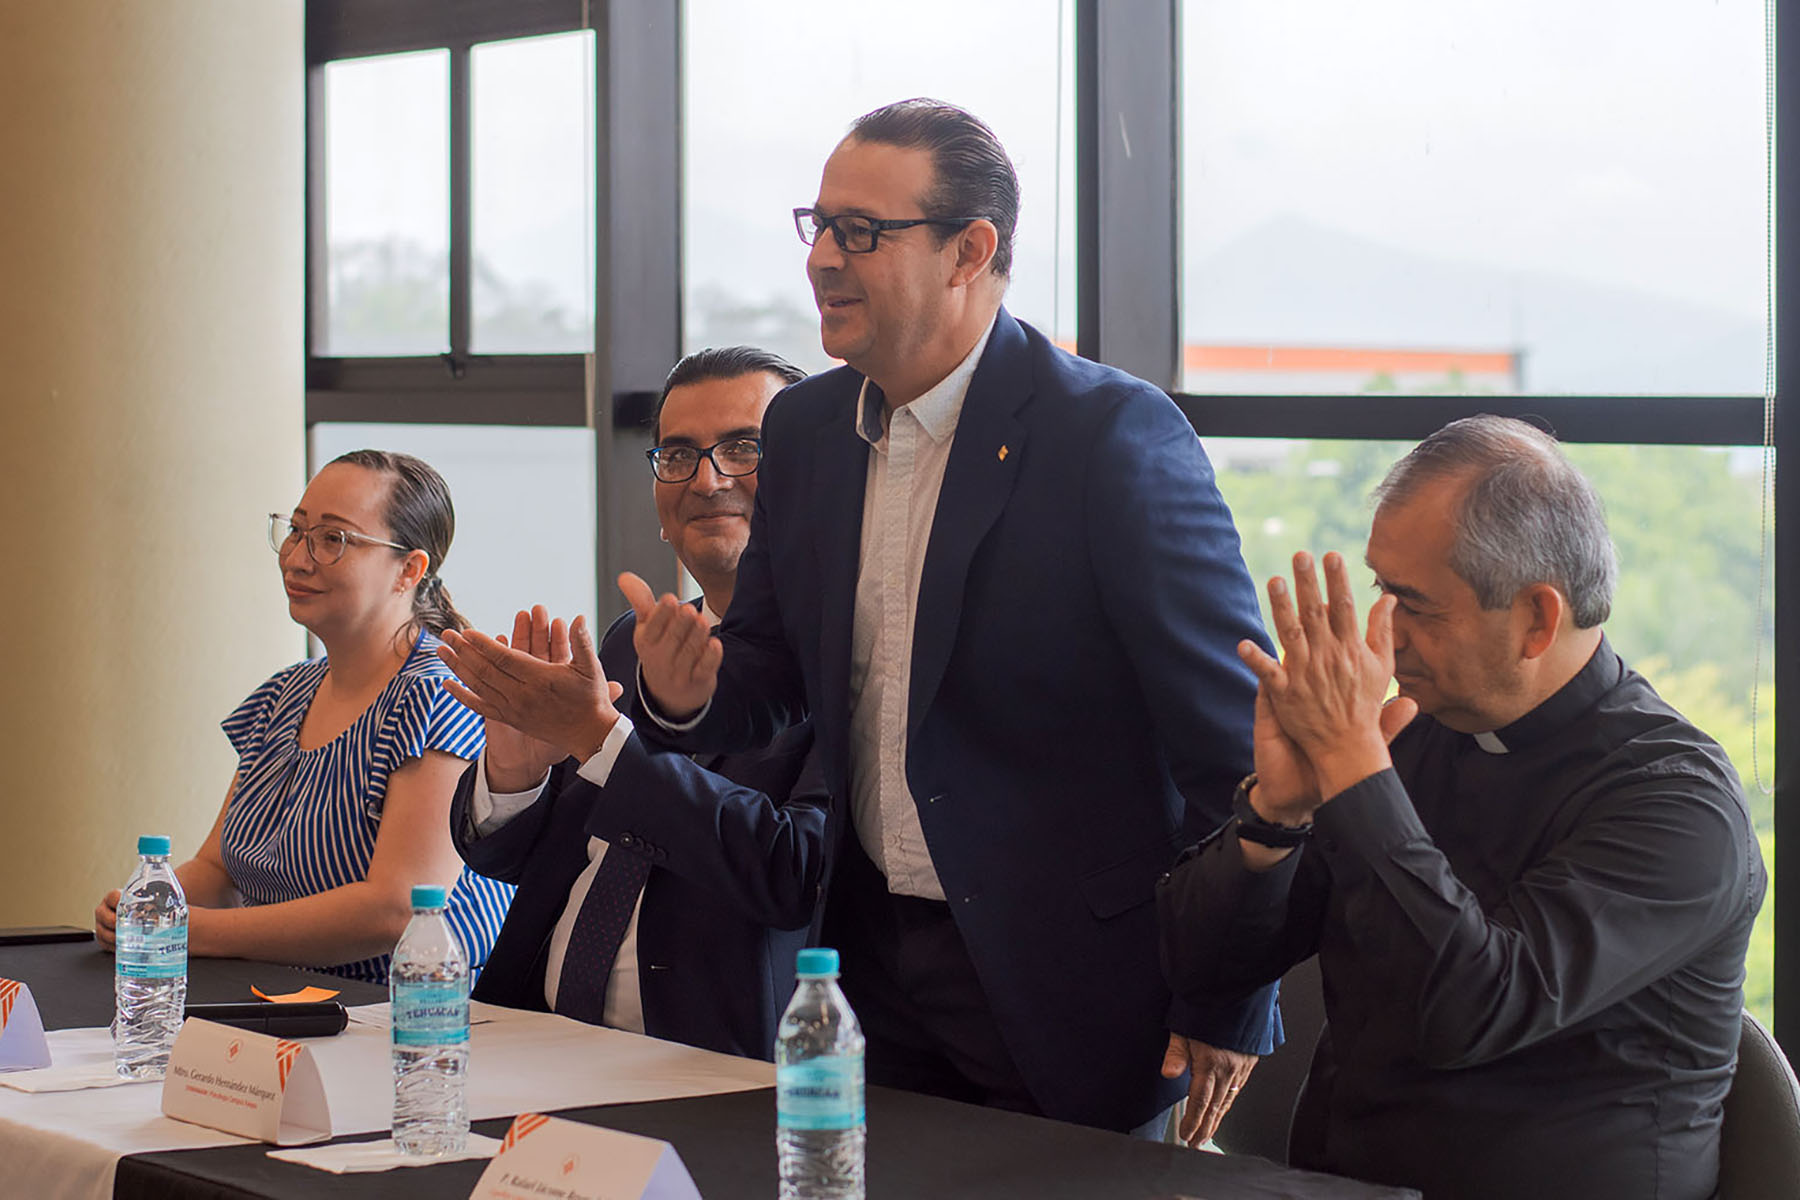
268;513;409;565
644;438;763;484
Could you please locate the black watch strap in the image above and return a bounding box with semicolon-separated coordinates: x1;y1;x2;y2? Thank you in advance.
1231;774;1314;848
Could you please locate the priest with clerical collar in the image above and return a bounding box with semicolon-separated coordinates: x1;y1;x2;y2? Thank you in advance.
1158;414;1765;1200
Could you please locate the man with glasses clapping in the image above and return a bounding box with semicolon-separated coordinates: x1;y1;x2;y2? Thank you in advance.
436;346;832;1061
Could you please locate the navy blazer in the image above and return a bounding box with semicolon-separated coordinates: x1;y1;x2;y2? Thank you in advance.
636;309;1276;1130
451;609;828;1061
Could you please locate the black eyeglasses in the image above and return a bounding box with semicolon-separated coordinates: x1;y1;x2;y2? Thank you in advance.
645;438;763;484
793;207;977;254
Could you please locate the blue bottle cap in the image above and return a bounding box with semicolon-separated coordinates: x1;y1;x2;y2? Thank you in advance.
137;835;172;856
795;947;840;977
410;884;448;909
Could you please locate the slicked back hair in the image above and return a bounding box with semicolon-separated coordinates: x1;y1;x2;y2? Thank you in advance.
653;346;807;441
849;98;1019;279
324;449;469;638
1372;415;1617;628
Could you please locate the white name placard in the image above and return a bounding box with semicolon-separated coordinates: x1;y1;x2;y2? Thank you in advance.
0;979;50;1071
470;1112;701;1200
161;1018;330;1144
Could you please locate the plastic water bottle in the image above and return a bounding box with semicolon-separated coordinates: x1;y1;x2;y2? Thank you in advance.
776;947;866;1199
113;834;188;1079
390;884;469;1155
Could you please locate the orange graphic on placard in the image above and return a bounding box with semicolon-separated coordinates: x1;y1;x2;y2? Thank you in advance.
275;1040;303;1091
562;1154;580;1176
501;1112;551;1152
227;1039;242;1062
0;980;19;1029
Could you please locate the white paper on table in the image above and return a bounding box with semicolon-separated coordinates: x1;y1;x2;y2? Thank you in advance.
0;1008;772;1200
0;1060;141;1093
308;1006;774;1136
0;1028;259;1200
268;1132;502;1173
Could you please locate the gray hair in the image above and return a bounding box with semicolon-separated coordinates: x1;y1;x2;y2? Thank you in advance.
1372;415;1617;628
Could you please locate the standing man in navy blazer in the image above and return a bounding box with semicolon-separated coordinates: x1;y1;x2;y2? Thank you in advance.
437;347;828;1060
622;101;1276;1134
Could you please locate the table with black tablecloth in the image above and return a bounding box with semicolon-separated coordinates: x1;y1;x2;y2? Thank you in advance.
0;938;1417;1200
3;938;390;1032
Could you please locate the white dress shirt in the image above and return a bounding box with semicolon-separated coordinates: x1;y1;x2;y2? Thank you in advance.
845;318;995;900
467;602;723;1032
638;324;996;900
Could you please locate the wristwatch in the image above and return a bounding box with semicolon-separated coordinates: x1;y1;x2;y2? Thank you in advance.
1230;774;1314;848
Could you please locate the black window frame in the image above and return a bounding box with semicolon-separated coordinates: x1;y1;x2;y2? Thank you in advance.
305;0;679;595
1080;0;1786;1051
307;0;1793;1051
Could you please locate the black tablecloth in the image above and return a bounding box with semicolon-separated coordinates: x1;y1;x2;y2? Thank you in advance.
117;1088;1418;1200
0;939;1417;1200
2;938;388;1032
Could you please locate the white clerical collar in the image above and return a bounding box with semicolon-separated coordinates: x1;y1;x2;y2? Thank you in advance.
1473;730;1510;755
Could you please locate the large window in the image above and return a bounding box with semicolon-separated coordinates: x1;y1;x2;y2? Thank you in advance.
682;0;1077;370
321;50;450;356
318;32;597;363
310;424;598;636
1179;0;1774;1023
1214;438;1775;1019
309;0;1789;1049
1179;0;1766;398
308;6;607;625
470;32;595;354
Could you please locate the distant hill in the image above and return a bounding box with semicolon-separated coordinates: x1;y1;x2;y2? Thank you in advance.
1183;215;1765;395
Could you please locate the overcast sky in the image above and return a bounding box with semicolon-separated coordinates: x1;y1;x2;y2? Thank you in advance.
323;1;1769;362
311;0;1772;633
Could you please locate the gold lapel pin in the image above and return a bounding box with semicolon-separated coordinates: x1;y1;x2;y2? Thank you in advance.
998;445;1010;462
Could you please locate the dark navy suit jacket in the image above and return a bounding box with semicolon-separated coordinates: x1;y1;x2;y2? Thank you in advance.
451;609;828;1061
636;309;1278;1130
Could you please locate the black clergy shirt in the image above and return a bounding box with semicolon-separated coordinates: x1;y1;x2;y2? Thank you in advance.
1159;638;1766;1200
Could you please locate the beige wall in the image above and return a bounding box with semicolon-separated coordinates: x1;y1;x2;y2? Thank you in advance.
0;1;307;925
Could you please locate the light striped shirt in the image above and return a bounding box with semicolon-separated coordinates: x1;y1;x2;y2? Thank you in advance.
220;631;513;983
846;318;994;900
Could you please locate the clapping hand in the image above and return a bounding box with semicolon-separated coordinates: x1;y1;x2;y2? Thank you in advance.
617;572;721;721
1237;552;1417;804
437;607;624;782
1244;683;1320;827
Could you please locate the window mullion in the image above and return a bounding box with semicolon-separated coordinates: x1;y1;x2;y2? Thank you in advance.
1176;393;1766;447
448;43;472;359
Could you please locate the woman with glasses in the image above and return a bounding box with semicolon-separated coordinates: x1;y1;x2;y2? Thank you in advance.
94;450;513;983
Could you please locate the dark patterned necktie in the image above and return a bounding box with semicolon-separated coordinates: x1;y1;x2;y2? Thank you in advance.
553;840;651;1025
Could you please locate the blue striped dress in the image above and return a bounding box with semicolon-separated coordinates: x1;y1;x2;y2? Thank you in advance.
218;631;514;984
